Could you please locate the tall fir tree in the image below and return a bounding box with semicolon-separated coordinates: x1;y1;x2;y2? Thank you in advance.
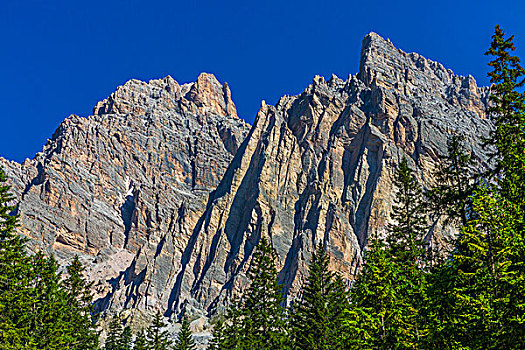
64;255;99;349
209;317;227;350
105;316;124;350
427;134;477;227
146;311;172;350
133;329;149;350
120;326;133;350
0;168;36;349
345;157;429;349
219;237;289;349
386;158;428;264
343;235;401;348
440;25;525;349
31;252;73;350
485;25;525;207
290;242;348;349
173;317;195;350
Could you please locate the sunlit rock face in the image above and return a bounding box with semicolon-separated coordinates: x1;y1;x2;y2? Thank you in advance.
1;33;492;321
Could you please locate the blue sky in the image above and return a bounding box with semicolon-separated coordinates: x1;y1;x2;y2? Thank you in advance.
1;0;524;162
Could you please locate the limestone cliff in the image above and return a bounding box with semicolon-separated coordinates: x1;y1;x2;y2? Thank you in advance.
1;33;492;326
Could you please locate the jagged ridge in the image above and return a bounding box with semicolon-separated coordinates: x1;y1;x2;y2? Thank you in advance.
1;33;493;336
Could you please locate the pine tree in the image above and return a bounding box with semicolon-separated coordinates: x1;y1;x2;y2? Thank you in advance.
120;326;133;350
438;26;525;349
291;242;348;349
173;317;195;350
345;157;429;348
485;25;525;208
0;168;36;349
220;237;289;349
343;236;399;348
31;252;74;349
64;255;99;349
386;158;428;263
106;316;124;350
208;317;226;350
427;134;477;227
146;311;172;350
133;329;149;350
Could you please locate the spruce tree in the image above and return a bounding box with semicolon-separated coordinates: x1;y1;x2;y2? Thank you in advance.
345;157;429;348
220;237;289;349
208;317;226;350
343;236;399;348
427;134;477;227
0;168;36;348
386;157;428;263
146;311;172;350
440;25;525;349
31;252;73;349
291;242;348;349
133;329;149;350
106;316;124;350
485;25;525;207
173;317;195;350
120;326;133;350
64;255;99;349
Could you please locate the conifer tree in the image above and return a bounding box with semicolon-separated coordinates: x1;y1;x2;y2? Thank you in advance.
146;311;172;350
219;237;289;349
386;158;428;263
64;255;99;349
31;252;73;349
174;317;195;350
291;242;348;349
208;317;226;350
106;316;124;350
485;25;525;207
133;329;149;350
120;326;133;350
343;236;400;348
345;157;429;348
440;25;525;349
427;134;477;227
0;168;35;348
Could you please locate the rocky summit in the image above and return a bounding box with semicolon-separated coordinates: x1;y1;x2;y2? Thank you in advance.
1;32;492;329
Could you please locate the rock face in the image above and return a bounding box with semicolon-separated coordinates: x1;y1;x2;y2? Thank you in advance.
1;33;492;322
0;73;249;317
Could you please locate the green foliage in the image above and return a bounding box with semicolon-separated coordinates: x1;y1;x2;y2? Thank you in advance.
344;157;429;349
386;158;428;264
105;316;132;350
174;317;195;350
147;311;172;350
427;134;477;227
0;168;98;349
120;326;133;350
290;242;348;349
133;329;149;350
421;25;525;350
105;316;124;350
215;237;289;349
485;25;525;207
65;255;99;349
0;168;35;349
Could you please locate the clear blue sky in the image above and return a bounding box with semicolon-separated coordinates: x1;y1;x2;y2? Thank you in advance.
1;0;524;162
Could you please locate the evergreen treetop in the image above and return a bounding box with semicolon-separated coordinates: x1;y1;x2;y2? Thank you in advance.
173;317;195;350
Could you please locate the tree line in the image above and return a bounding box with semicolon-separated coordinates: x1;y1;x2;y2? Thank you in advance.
0;25;524;349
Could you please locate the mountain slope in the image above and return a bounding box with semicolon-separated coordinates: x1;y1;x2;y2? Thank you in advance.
1;33;492;324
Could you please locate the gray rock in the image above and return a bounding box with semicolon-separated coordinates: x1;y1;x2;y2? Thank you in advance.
0;33;493;327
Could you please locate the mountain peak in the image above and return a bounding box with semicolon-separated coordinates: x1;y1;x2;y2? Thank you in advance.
93;73;238;118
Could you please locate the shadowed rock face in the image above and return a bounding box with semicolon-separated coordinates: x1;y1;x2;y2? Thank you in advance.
1;33;492;321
